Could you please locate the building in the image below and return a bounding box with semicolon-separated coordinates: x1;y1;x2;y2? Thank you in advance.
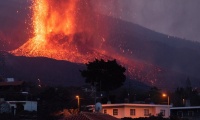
0;78;30;101
170;106;200;119
0;78;25;92
8;101;37;113
88;103;171;119
0;78;37;113
0;98;37;115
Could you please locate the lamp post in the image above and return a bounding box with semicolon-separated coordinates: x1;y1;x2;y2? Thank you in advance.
162;93;170;117
76;95;80;112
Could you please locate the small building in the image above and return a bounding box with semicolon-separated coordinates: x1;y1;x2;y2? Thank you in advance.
88;103;171;119
170;106;200;119
0;79;30;101
7;101;37;115
0;79;25;92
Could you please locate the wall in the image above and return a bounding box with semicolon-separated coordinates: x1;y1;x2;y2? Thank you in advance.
7;101;37;115
102;104;170;119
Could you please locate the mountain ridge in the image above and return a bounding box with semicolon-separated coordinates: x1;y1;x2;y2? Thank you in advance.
0;0;200;90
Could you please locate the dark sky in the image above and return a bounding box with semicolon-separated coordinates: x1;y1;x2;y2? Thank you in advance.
93;0;200;42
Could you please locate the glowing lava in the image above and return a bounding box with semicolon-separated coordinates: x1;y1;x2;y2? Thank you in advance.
11;0;163;85
12;0;107;63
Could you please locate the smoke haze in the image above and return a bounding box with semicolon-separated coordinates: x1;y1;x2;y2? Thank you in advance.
1;0;200;50
93;0;200;42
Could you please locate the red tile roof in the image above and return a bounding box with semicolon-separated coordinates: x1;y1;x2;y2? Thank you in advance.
63;112;119;120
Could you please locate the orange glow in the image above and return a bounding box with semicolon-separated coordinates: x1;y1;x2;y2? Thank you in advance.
162;93;167;97
11;0;109;63
11;0;163;85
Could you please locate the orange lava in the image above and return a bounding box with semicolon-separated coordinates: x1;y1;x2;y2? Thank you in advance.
11;0;163;85
12;0;107;63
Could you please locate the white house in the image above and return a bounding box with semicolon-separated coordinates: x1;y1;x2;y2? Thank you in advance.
89;103;171;119
7;101;37;115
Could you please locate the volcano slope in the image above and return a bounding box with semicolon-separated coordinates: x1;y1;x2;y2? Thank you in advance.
0;2;200;90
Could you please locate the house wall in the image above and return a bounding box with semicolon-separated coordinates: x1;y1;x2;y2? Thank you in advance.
24;101;37;111
103;106;125;118
103;106;156;118
155;106;169;117
102;105;170;119
8;101;37;112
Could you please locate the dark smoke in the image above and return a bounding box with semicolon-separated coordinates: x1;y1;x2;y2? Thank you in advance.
2;0;200;51
0;0;32;50
92;0;200;42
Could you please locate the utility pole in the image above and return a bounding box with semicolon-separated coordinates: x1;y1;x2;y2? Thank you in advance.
76;96;80;112
162;93;170;117
0;51;5;81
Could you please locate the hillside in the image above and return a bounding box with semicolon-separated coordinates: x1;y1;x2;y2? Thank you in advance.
0;0;200;90
2;53;85;86
98;15;200;89
0;52;150;91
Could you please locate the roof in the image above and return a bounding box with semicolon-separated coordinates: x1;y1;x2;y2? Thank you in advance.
63;112;119;120
171;106;200;110
0;81;24;86
88;103;171;108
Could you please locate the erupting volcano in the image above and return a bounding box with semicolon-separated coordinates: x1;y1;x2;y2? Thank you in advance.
11;0;163;85
12;0;108;63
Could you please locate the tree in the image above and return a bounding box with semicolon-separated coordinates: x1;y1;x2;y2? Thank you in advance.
173;78;200;106
80;59;126;92
148;87;162;104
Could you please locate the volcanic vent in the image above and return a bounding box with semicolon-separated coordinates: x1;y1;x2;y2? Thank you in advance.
11;0;163;86
12;0;111;63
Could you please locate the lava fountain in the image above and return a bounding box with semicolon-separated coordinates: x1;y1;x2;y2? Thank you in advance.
12;0;109;63
11;0;163;85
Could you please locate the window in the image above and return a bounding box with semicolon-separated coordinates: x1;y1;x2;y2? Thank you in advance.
160;110;165;116
103;109;107;114
188;111;194;116
113;109;118;115
144;109;149;116
130;109;135;116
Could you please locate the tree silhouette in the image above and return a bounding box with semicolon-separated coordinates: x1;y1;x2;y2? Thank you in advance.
80;59;126;92
148;87;162;104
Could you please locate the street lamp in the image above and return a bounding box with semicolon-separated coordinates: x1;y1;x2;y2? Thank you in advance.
162;93;170;117
76;95;80;112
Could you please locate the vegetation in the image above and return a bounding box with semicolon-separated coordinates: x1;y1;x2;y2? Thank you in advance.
37;86;92;119
122;113;190;120
80;59;126;103
147;87;162;104
0;113;14;120
172;78;200;106
80;59;126;92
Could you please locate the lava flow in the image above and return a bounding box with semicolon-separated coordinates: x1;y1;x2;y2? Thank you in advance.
12;0;109;63
11;0;163;85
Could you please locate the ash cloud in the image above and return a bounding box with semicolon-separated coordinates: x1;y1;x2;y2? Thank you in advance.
1;0;200;51
0;0;32;50
93;0;200;42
